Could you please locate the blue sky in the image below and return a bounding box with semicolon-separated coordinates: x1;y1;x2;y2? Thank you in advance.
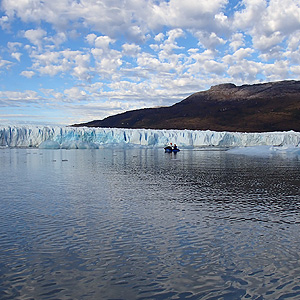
1;0;300;125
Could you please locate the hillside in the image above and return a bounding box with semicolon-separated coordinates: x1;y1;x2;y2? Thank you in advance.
73;80;300;132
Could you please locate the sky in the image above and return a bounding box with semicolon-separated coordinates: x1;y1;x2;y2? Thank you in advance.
1;0;300;125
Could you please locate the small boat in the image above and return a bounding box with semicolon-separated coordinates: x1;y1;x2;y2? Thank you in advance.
164;146;180;153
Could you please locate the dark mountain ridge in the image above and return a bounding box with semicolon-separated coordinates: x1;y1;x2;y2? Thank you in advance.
73;80;300;132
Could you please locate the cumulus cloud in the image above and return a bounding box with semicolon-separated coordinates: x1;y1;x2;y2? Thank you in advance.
7;42;23;61
24;28;47;49
229;33;245;51
204;60;226;75
233;48;254;60
21;71;35;78
85;33;97;45
7;42;22;51
45;32;67;48
28;50;93;80
64;87;87;101
287;30;300;51
227;60;263;82
194;31;226;51
252;31;283;53
0;15;9;30
154;33;164;42
263;60;290;81
233;0;267;31
148;0;229;31
234;0;300;54
1;0;230;40
0;90;41;102
122;43;141;56
94;36;115;49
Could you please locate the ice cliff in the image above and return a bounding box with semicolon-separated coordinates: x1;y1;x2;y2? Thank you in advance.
0;125;300;149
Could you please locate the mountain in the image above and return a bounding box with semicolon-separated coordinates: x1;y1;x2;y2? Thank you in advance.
73;80;300;132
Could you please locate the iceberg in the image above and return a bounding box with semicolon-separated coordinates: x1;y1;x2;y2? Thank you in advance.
0;125;300;149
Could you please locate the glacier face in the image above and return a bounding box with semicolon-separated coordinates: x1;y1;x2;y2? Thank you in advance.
0;125;300;149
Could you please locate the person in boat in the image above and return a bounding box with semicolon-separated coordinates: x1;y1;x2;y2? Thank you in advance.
164;142;173;151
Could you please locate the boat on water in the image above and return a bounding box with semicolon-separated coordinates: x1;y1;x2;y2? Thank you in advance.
164;146;180;153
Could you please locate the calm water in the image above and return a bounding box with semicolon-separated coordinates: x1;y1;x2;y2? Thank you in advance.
0;148;300;300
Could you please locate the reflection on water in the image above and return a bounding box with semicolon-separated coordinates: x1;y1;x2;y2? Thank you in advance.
0;148;299;299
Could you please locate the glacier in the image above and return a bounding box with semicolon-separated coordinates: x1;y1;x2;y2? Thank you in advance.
1;125;300;150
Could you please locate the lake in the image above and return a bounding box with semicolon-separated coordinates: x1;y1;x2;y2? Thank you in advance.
0;148;300;299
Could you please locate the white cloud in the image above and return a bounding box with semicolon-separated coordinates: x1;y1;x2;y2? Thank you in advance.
166;28;185;42
233;0;267;31
45;32;67;48
85;33;97;45
204;60;226;75
136;52;168;72
28;50;93;80
154;33;164;42
148;0;229;31
94;36;115;49
64;87;87;100
287;30;300;51
1;0;230;40
90;44;123;79
122;43;141;56
1;0;147;40
20;71;35;78
0;57;11;70
7;42;22;51
233;48;254;60
24;28;47;50
229;33;245;52
71;53;92;80
284;46;300;65
262;60;290;81
11;52;22;61
194;31;226;51
186;49;215;73
290;65;300;75
0;15;9;30
252;31;283;52
227;60;263;82
233;0;300;54
0;90;41;101
152;28;185;62
263;0;300;35
126;25;147;42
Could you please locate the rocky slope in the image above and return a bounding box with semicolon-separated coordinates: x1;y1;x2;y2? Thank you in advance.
73;80;300;132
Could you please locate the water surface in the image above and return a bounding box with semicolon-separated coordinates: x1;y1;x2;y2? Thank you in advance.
0;148;300;299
